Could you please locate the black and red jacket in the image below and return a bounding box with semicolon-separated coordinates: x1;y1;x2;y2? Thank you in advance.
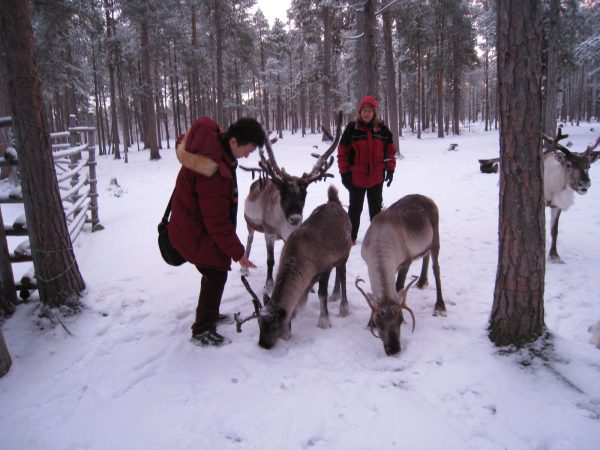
337;120;396;189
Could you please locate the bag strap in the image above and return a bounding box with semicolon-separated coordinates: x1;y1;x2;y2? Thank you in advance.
162;189;176;224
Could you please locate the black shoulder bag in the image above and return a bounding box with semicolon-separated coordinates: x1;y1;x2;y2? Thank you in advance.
157;190;186;266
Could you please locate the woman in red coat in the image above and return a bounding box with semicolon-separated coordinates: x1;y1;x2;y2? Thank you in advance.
337;96;397;243
168;117;265;346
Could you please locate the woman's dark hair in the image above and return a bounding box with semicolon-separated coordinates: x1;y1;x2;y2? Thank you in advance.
223;117;266;147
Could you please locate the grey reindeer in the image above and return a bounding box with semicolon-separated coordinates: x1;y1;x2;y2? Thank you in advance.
357;194;446;356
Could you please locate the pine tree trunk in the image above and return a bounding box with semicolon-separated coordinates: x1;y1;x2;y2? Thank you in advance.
214;0;224;125
356;0;378;99
104;0;121;159
0;327;11;377
490;0;545;347
543;0;559;137
0;0;85;310
140;18;160;159
383;11;400;154
321;5;333;140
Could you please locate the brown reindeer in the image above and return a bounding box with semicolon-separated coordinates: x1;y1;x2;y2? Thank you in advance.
237;186;352;349
240;112;343;294
357;194;445;356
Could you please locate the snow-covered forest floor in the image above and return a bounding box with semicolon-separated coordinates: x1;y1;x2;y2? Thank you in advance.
1;122;600;450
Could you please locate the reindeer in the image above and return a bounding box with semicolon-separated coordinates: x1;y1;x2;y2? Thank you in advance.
241;112;343;293
543;134;600;261
236;186;352;349
356;194;445;356
478;132;600;261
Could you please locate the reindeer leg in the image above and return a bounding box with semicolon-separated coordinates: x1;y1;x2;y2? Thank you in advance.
264;234;276;294
417;254;430;289
549;207;563;263
241;227;254;276
317;271;332;329
329;270;341;303
430;244;446;316
395;261;410;291
337;263;349;317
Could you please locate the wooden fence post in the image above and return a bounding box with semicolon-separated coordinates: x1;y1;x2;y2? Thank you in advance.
86;129;103;231
0;327;11;377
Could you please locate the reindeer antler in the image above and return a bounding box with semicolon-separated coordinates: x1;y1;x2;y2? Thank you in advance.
355;277;379;314
543;133;573;157
397;276;418;333
586;135;600;154
260;127;292;185
234;276;264;333
301;111;344;185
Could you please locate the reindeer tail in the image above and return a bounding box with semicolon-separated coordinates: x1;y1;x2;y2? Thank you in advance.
327;185;341;205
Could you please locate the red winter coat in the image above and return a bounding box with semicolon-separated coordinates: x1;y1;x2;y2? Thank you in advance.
337;120;396;189
167;117;244;271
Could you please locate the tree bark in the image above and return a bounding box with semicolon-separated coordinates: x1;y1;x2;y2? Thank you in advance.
356;0;379;99
140;16;159;159
543;0;559;137
321;5;333;140
0;327;11;377
490;0;545;347
214;0;224;125
0;0;85;310
383;10;400;155
104;0;121;158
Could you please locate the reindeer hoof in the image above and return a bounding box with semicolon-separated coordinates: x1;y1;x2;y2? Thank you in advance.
338;303;349;317
433;307;447;317
549;255;564;264
240;267;249;276
317;317;331;329
417;279;429;289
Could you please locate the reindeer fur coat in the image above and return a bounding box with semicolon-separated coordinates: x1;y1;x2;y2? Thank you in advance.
167;117;244;270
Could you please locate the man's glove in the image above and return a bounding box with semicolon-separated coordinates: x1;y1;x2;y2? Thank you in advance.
385;170;394;187
341;172;352;190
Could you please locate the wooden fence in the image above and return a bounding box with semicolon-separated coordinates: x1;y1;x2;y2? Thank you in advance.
0;115;102;301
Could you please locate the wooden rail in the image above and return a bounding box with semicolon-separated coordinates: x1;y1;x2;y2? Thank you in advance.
0;115;102;302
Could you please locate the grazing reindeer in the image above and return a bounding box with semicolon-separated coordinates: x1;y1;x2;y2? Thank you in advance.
357;194;446;356
543;134;600;261
238;186;352;349
242;112;343;293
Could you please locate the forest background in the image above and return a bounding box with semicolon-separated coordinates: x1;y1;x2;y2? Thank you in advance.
1;0;599;165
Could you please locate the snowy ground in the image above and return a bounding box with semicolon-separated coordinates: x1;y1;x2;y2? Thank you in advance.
1;122;600;450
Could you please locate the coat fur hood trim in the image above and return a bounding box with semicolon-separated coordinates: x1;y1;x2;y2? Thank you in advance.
176;134;218;177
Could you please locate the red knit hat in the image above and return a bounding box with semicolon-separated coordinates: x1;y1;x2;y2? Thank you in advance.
358;95;378;112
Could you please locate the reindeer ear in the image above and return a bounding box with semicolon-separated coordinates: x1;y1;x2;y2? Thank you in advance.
590;151;600;164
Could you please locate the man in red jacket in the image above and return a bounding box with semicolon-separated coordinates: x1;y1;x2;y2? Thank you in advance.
168;117;265;346
337;96;397;243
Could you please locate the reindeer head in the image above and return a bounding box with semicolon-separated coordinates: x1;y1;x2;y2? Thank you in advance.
544;134;600;195
355;277;417;356
236;276;288;349
258;306;288;349
245;112;344;229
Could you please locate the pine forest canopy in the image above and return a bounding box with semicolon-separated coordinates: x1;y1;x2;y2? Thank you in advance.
13;0;600;158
